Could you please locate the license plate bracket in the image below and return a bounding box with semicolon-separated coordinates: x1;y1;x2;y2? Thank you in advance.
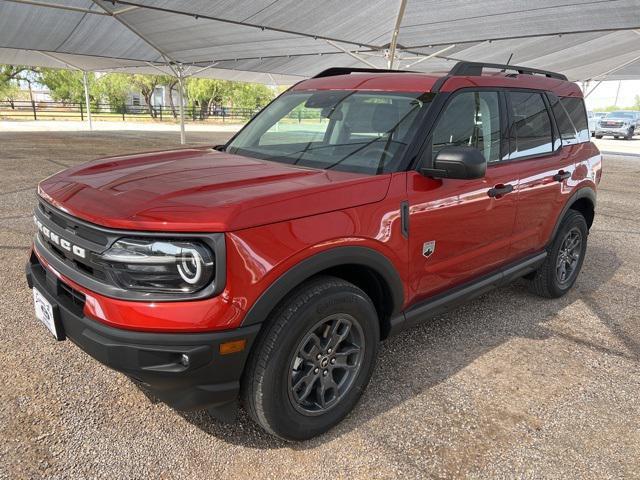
33;287;65;341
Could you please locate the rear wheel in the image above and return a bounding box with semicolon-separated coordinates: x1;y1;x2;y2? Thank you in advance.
595;134;603;139
528;210;588;298
242;276;379;441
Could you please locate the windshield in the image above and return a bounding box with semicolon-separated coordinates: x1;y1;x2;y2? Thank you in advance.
607;111;634;119
226;90;433;174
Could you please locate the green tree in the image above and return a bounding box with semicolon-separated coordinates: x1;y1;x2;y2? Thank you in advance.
0;79;21;108
157;75;179;118
130;74;161;118
186;78;232;119
229;82;275;110
634;95;640;110
39;69;93;104
1;65;39;107
96;73;131;112
0;65;36;84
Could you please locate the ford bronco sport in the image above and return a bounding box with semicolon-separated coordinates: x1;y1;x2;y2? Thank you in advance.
27;62;601;441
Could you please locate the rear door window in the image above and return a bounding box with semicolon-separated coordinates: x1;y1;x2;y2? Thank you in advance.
508;91;554;159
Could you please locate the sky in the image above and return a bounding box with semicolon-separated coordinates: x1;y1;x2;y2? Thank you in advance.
582;80;640;111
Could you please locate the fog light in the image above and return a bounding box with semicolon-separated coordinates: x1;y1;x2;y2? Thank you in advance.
180;353;190;367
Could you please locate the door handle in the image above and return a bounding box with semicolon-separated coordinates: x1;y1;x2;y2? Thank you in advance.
553;170;571;182
487;183;514;198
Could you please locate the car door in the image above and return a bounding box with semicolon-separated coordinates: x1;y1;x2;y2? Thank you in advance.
508;91;578;258
407;89;518;303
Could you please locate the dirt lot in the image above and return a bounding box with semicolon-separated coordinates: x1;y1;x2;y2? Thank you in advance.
1;130;639;479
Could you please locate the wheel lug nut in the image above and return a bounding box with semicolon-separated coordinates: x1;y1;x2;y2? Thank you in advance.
330;358;335;364
323;370;328;376
314;368;319;374
327;348;332;353
316;354;321;360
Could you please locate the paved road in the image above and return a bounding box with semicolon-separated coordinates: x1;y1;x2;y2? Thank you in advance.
1;131;638;479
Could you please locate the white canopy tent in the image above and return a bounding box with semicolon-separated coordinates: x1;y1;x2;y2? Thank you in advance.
1;0;639;142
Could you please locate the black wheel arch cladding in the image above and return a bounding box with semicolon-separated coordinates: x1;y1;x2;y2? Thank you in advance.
240;246;404;328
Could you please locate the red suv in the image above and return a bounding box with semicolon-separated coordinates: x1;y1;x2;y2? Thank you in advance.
27;62;601;440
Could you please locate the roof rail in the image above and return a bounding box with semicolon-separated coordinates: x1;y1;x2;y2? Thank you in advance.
312;67;415;78
448;61;568;81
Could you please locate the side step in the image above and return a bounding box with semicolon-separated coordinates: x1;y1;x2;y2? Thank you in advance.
388;252;546;336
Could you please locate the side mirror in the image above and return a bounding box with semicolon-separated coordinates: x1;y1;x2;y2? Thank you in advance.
420;146;487;180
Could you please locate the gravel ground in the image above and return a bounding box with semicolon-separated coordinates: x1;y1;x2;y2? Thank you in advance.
1;130;639;479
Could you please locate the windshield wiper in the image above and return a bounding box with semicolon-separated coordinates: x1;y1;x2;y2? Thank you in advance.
323;104;420;171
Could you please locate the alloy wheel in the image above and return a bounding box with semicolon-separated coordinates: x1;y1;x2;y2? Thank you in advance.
288;313;364;416
556;227;582;285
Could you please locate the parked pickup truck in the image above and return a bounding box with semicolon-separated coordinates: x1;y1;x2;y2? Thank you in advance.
595;110;638;140
27;61;601;441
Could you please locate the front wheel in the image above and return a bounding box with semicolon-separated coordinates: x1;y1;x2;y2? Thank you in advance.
595;134;603;139
625;128;634;140
242;276;379;440
528;210;588;298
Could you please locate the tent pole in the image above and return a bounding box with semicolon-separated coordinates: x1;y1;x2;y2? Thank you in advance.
176;67;186;145
387;0;408;69
403;44;456;68
82;71;92;131
326;40;379;68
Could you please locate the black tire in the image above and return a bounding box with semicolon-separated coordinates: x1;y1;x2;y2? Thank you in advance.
595;135;603;139
614;135;619;139
241;275;379;441
625;128;634;140
528;210;588;298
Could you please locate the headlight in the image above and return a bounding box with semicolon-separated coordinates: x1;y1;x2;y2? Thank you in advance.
99;238;215;293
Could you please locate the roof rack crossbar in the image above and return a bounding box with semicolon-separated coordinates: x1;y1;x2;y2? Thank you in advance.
448;61;568;81
312;67;415;78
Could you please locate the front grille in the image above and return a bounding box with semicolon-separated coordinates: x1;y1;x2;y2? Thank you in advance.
35;200;110;284
38;202;110;247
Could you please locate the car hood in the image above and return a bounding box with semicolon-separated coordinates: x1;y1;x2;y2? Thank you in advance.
38;148;391;232
601;116;632;122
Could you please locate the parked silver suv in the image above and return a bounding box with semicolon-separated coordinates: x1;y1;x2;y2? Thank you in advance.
595;111;637;140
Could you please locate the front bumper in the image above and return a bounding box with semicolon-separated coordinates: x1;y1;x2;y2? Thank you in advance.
595;126;632;136
26;253;260;411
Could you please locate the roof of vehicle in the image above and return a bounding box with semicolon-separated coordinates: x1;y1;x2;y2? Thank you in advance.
293;62;582;98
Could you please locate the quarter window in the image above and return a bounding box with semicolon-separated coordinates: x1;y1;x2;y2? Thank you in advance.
431;91;501;163
508;92;553;159
549;95;578;145
560;97;590;143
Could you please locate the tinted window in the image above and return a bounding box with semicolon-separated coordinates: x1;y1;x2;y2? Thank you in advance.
432;91;501;162
550;96;577;145
508;92;553;159
561;97;589;142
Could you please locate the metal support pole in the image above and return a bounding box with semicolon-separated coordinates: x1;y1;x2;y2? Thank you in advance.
387;0;408;69
326;40;379;68
176;68;186;145
83;71;92;131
